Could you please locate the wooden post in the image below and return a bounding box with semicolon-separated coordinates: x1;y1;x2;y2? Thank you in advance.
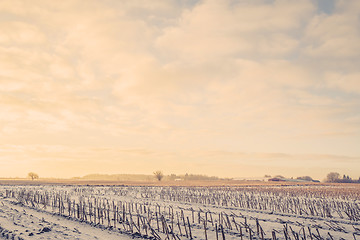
204;219;208;240
272;230;276;240
215;223;219;240
308;227;313;240
220;224;225;240
177;213;182;236
182;210;188;238
187;216;193;239
156;212;160;232
191;209;194;223
113;206;117;228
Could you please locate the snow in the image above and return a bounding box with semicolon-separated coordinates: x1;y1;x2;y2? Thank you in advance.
0;184;359;239
0;198;134;239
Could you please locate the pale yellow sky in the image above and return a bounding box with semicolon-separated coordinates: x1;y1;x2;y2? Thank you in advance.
0;0;359;180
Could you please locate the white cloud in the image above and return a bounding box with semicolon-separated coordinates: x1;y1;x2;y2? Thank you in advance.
303;1;360;59
0;21;46;45
323;72;360;97
0;0;359;178
156;0;314;61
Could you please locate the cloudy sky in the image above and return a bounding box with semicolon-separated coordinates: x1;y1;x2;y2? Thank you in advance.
0;0;359;180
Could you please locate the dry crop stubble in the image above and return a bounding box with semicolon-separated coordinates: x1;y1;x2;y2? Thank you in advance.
0;183;359;239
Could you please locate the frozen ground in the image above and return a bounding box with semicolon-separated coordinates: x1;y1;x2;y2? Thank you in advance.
0;198;134;240
0;184;359;239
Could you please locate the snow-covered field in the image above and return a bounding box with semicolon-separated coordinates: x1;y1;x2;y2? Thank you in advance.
0;184;359;239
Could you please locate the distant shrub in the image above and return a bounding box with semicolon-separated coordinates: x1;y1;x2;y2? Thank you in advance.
296;176;313;181
274;175;285;179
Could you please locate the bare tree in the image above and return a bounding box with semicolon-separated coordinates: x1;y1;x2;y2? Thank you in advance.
153;170;164;181
28;172;39;181
325;172;340;183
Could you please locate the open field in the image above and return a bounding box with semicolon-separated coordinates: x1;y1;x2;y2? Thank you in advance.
0;183;359;239
0;178;342;187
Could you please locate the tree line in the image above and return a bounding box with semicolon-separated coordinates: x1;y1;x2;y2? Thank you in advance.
325;172;360;183
153;171;222;181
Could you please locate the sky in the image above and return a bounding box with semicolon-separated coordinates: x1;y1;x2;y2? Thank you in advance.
0;0;359;180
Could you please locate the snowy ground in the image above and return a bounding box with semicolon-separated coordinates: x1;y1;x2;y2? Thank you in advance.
0;198;134;240
0;184;359;239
